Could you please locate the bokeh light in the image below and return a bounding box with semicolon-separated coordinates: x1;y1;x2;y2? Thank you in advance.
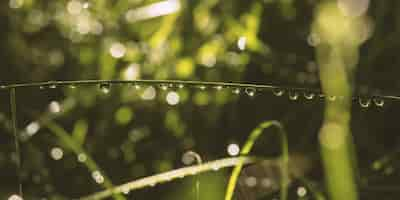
227;143;240;156
166;91;180;105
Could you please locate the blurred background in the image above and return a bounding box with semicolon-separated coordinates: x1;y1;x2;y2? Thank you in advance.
1;0;400;199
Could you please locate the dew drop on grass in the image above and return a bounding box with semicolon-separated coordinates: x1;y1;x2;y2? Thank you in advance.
133;83;142;90
198;85;207;90
49;84;57;89
69;84;77;89
304;92;315;100
289;91;299;100
122;188;130;195
214;85;223;90
245;88;256;97
232;88;241;94
212;164;220;171
373;98;385;107
359;98;371;108
99;83;111;94
159;84;169;91
178;84;184;89
272;88;285;96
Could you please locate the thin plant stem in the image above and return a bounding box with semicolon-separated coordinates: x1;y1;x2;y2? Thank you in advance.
0;79;398;101
224;120;289;200
10;88;23;196
80;156;262;200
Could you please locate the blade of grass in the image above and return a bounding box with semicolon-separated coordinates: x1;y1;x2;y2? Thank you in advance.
80;156;263;200
44;120;125;200
313;2;362;199
10;88;23;196
224;120;289;200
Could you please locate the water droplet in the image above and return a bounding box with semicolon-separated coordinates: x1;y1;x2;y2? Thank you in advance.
91;170;105;184
232;88;241;94
373;98;385;107
304;92;315;100
99;83;111;94
359;98;371;108
77;153;87;162
245;88;256;97
159;84;169;91
178;84;184;89
272;88;285;96
198;85;207;90
39;86;46;90
212;164;220;171
49;84;57;89
214;85;223;90
69;84;77;89
328;96;337;101
132;83;142;90
289;91;299;100
122;188;130;195
0;85;6;89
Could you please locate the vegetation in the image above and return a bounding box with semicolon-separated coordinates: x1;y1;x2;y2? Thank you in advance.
1;0;399;199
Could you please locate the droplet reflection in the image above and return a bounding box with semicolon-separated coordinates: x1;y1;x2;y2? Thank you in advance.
273;88;285;96
289;91;299;101
99;83;111;94
373;98;385;107
245;88;256;97
359;98;371;108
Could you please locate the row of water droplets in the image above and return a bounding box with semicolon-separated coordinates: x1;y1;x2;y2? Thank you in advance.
98;82;385;108
0;81;388;198
1;81;387;108
99;83;385;108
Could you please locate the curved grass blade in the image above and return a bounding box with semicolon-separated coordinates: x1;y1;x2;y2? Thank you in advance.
224;120;289;200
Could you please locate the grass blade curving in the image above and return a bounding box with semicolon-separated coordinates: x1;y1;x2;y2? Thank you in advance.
224;120;289;200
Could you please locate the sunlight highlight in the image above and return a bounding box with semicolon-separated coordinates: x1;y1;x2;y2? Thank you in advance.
125;0;181;23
